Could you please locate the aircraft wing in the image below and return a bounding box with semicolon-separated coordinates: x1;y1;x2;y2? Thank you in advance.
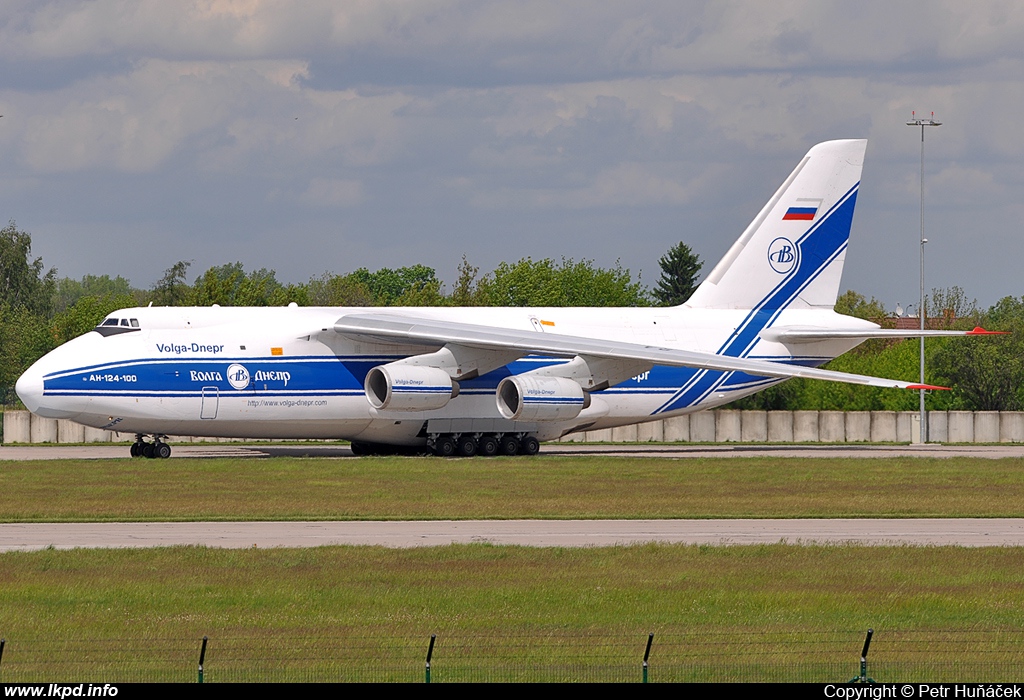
333;312;946;390
763;326;1005;343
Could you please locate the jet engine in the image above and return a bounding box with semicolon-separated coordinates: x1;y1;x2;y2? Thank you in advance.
496;375;586;421
364;364;458;411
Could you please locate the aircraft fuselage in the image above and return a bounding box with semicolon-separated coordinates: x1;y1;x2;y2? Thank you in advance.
16;304;869;446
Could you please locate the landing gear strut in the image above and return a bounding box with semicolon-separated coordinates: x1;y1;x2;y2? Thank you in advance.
131;434;171;459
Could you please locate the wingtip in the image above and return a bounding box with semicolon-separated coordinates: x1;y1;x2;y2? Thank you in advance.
907;383;950;391
966;327;1009;335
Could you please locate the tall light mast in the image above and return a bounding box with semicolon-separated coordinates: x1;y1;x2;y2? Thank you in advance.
906;111;941;442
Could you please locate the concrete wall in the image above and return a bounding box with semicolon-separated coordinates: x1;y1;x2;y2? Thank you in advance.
793;411;819;442
947;411;974;443
29;415;57;443
819;411;846;443
3;411;31;444
636;420;663;442
767;412;793;442
689;412;715;442
928;411;948;443
610;424;638;443
975;412;1000;443
662;416;689;442
845;412;870;442
715;411;741;442
1000;413;1024;443
6;410;1024;445
740;411;767;442
870;412;897;442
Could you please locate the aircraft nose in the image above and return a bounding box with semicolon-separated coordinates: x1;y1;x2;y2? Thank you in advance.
16;335;101;419
15;364;45;415
16;360;83;419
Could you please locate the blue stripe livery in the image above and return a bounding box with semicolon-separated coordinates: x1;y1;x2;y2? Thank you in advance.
653;183;858;414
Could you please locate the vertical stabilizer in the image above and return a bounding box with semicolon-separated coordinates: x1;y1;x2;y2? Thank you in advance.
686;139;866;311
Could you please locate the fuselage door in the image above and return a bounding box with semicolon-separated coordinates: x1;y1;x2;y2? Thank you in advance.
201;386;219;419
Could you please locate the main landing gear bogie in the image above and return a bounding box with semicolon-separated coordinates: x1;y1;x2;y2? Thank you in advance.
477;435;499;457
428;432;540;458
131;435;171;459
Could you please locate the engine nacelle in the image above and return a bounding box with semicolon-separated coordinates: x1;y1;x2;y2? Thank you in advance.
365;364;457;411
496;375;586;421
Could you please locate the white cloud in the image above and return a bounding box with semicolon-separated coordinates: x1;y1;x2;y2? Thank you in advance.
3;0;333;59
298;177;364;207
929;164;1003;206
10;58;413;173
3;0;1024;308
3;1;1020;74
470;161;727;209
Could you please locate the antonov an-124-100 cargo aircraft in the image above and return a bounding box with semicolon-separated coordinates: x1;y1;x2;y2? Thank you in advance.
16;140;993;458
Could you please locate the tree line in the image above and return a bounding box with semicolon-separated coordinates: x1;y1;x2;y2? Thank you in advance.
732;288;1024;412
0;222;701;402
3;220;1021;412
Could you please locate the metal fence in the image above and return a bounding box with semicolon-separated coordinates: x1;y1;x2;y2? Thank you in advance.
1;629;1022;682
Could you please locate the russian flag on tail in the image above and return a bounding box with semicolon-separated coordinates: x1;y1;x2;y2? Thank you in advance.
783;206;817;221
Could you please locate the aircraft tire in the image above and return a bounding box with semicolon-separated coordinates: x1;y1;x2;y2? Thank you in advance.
519;435;540;456
130;443;142;458
499;435;520;456
456;435;477;457
142;443;156;459
477;435;499;457
433;435;456;457
155;443;172;459
349;441;367;456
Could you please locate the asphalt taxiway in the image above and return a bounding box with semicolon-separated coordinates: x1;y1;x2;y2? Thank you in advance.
1;518;1023;551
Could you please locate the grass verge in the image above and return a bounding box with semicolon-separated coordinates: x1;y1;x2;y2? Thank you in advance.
1;456;1024;521
0;544;1022;682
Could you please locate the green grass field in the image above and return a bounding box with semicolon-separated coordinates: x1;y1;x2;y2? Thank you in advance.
0;544;1022;682
2;454;1023;682
2;455;1024;521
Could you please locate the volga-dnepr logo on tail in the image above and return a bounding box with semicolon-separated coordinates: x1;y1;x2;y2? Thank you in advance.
767;237;798;274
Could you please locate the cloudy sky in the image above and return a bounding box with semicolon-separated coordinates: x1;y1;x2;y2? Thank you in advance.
1;1;1022;310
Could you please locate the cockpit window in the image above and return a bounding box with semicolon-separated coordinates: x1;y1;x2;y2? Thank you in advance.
94;316;142;336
